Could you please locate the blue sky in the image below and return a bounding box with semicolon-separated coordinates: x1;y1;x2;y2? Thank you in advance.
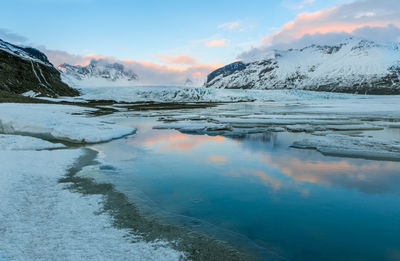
1;0;399;84
0;0;348;64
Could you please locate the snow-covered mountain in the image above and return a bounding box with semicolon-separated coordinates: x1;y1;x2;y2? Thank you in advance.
0;39;79;97
58;59;138;86
183;78;194;86
205;38;400;94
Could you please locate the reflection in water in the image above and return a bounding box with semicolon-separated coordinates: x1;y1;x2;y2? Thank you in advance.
90;119;400;261
265;156;400;194
234;132;400;194
131;131;226;152
208;155;228;164
229;169;282;190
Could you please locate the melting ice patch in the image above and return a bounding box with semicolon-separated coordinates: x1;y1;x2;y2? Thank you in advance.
0;103;136;143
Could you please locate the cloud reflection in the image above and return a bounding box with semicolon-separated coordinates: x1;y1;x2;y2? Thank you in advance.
229;169;282;190
208;155;228;164
236;133;400;194
138;132;226;152
262;155;400;194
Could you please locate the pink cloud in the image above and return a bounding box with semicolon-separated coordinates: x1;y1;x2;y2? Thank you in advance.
263;0;400;46
206;39;228;47
155;54;199;65
122;59;220;84
42;47;221;85
208;155;228;164
260;154;400;194
239;0;400;61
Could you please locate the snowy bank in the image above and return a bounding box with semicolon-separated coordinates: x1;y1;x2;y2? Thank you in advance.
0;103;136;143
0;136;185;260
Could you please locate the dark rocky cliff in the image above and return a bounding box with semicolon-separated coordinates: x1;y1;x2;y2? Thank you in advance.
0;39;79;97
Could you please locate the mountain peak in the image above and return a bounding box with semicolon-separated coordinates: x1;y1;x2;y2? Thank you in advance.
0;39;52;66
58;59;138;86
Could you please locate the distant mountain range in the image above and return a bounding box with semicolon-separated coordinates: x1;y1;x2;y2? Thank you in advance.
205;38;400;94
58;60;138;86
0;39;79;97
2;37;400;97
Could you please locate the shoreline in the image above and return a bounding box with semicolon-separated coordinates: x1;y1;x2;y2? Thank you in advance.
61;148;254;261
0;146;186;260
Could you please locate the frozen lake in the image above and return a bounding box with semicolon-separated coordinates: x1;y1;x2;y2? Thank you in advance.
81;115;400;260
26;86;400;260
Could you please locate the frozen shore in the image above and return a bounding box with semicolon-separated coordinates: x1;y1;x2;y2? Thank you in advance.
0;135;185;261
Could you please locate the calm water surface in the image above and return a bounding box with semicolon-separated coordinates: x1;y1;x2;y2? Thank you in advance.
86;117;400;261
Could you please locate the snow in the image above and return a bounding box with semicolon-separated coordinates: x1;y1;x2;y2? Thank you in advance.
0;134;65;150
0;39;51;67
22;90;40;98
0;103;136;143
59;60;138;87
0;148;185;261
291;134;400;161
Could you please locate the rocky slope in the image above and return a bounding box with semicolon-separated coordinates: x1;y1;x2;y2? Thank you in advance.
205;38;400;94
58;60;138;86
0;39;79;97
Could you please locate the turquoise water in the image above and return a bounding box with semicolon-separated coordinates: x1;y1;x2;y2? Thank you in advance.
87;118;400;261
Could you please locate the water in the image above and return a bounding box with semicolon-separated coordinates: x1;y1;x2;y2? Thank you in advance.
85;117;400;261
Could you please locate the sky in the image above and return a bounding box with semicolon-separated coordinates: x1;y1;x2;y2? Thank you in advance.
1;0;399;85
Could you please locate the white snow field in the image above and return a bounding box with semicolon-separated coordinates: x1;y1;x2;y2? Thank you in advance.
0;136;185;261
0;103;136;143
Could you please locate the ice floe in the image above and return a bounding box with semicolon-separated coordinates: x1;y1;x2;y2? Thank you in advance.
0;103;136;143
291;134;400;161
